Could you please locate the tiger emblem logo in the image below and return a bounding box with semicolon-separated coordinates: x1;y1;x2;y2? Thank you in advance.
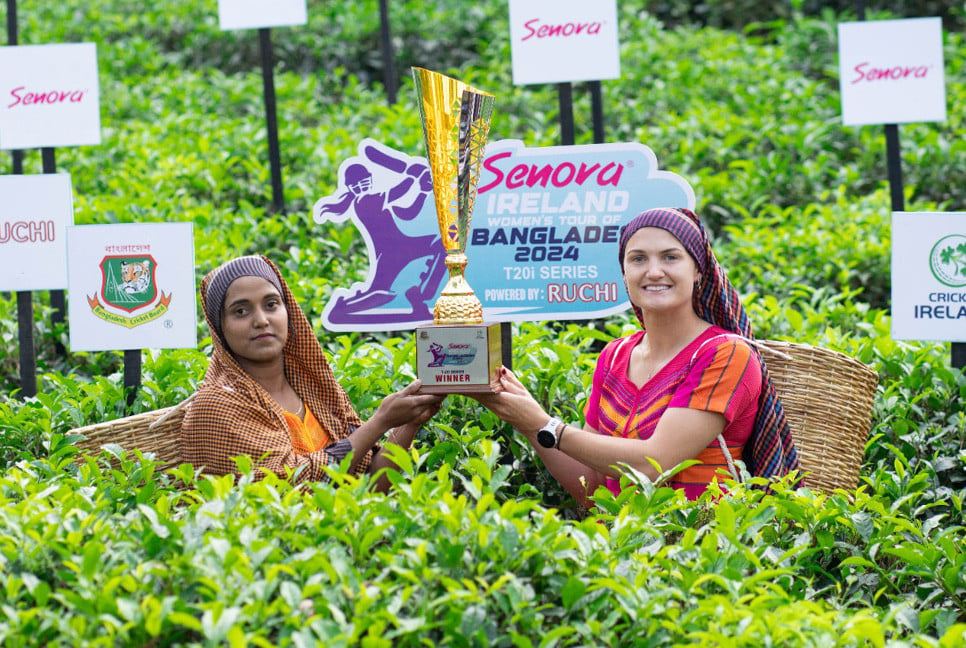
95;254;160;314
88;253;173;327
119;260;151;294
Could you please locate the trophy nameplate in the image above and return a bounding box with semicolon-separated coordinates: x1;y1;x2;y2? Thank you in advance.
415;322;502;394
412;67;504;393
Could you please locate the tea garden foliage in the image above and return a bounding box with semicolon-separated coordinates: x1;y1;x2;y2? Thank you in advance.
1;1;965;645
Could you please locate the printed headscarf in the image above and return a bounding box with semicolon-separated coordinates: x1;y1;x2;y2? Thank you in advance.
203;255;284;347
181;255;370;482
618;207;800;483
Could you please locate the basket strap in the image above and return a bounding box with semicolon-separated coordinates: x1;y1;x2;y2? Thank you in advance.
718;433;741;482
755;341;794;361
689;334;750;484
688;332;750;365
149;392;196;429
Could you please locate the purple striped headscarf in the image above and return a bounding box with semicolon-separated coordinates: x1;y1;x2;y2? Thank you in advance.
618;207;801;484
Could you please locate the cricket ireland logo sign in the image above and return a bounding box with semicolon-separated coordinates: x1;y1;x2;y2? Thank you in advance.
929;235;966;288
891;212;966;342
86;255;172;328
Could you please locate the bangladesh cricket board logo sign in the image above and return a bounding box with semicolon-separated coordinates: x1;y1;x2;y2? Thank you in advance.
930;235;966;288
86;255;172;327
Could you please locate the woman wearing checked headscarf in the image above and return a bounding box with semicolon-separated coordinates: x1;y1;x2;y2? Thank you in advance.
180;255;444;489
476;207;799;504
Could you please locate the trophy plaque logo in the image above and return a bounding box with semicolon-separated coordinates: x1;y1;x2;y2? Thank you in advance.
412;67;503;393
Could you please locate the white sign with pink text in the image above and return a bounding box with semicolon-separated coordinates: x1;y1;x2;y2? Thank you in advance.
892;212;966;342
0;174;74;291
66;223;197;352
218;0;307;30
838;17;946;126
0;44;101;150
509;0;620;85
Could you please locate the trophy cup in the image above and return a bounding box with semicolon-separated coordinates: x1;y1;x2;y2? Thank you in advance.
412;67;503;393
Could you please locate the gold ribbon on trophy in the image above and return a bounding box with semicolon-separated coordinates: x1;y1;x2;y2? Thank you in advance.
412;67;494;324
412;67;502;393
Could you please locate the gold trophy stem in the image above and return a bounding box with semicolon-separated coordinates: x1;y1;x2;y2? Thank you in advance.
434;252;483;325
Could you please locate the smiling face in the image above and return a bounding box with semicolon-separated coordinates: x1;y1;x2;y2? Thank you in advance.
622;227;702;316
220;276;288;369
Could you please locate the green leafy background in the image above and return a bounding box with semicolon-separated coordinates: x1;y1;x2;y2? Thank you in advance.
1;1;964;646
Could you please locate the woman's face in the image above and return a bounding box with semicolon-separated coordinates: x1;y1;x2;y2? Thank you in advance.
622;227;702;315
220;276;288;367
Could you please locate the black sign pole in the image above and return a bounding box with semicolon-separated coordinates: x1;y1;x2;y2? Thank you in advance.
557;82;575;146
954;340;966;371
378;0;397;105
40;148;67;357
258;27;285;213
6;0;35;398
123;350;141;407
884;124;904;214
16;293;36;398
588;80;605;144
4;0;14;42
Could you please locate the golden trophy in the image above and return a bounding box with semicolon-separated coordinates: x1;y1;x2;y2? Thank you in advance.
413;67;503;393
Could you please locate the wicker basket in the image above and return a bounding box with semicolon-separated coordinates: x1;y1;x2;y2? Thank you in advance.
758;340;878;491
69;398;189;471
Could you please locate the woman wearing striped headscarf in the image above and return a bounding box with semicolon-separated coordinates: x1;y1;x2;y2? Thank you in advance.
477;207;798;505
180;255;444;489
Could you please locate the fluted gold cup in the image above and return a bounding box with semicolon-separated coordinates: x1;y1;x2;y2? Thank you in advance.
413;67;502;393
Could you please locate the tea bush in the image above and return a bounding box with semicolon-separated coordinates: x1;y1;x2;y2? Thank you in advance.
1;1;965;645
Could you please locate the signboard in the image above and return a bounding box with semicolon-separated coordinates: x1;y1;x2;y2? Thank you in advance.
66;223;197;351
313;138;693;332
892;212;966;342
508;0;620;85
0;43;101;150
0;174;74;291
838;17;946;126
218;0;308;30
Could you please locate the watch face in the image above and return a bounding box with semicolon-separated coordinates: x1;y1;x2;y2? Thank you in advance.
537;428;556;448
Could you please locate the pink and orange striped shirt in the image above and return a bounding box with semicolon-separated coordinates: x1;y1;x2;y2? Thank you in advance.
585;326;761;499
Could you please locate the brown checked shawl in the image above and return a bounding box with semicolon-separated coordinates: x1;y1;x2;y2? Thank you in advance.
180;256;373;483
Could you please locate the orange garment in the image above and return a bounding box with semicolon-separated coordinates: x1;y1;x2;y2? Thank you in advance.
283;406;331;454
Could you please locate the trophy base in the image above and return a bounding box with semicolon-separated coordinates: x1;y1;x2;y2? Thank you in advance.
415;322;503;394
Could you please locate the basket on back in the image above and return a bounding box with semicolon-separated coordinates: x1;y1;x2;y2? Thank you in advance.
69;401;188;471
758;340;878;491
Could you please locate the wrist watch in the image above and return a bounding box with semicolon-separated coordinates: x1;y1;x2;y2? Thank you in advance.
536;417;564;449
